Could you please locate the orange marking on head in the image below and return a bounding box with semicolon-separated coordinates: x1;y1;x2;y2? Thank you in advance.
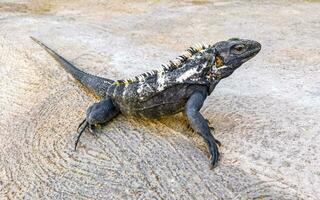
215;56;223;67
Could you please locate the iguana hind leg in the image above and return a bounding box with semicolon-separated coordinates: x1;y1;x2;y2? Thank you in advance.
75;97;120;150
185;91;220;168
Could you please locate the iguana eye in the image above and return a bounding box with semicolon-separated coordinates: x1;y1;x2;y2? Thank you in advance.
232;44;245;54
234;45;244;51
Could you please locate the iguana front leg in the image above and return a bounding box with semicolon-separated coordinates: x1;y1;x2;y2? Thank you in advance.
185;91;220;168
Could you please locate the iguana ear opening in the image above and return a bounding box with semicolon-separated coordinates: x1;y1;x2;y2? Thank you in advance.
214;55;224;67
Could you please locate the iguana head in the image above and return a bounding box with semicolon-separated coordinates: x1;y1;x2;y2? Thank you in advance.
211;38;261;79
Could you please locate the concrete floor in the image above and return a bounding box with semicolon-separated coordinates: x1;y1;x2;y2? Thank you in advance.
0;0;319;199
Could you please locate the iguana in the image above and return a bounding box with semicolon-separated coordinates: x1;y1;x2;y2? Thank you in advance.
31;37;261;168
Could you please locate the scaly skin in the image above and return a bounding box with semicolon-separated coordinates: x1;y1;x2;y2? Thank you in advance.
31;37;261;168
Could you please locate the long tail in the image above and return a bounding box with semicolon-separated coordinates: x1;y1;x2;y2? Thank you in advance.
30;36;114;98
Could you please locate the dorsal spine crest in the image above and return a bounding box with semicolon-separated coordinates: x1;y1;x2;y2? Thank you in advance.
114;43;208;85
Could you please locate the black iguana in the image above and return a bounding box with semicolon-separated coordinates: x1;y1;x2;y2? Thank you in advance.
31;37;261;168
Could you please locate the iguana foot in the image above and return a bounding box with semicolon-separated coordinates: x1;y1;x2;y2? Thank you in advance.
74;121;99;150
75;119;89;151
209;141;220;169
74;97;120;151
187;125;221;147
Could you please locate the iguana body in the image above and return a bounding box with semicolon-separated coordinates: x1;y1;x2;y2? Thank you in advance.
31;37;261;168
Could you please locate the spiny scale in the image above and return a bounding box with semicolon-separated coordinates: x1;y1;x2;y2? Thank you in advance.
114;43;207;85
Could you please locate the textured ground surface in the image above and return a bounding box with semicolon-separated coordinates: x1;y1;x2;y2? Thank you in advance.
0;0;319;199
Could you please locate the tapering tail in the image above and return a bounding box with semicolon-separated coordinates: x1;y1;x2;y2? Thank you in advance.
30;36;114;98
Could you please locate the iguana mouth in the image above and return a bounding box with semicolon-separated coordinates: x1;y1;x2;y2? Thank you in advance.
210;64;228;79
238;48;260;64
243;47;261;59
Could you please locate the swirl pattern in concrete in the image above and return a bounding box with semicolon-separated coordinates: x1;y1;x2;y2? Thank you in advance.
0;0;319;199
